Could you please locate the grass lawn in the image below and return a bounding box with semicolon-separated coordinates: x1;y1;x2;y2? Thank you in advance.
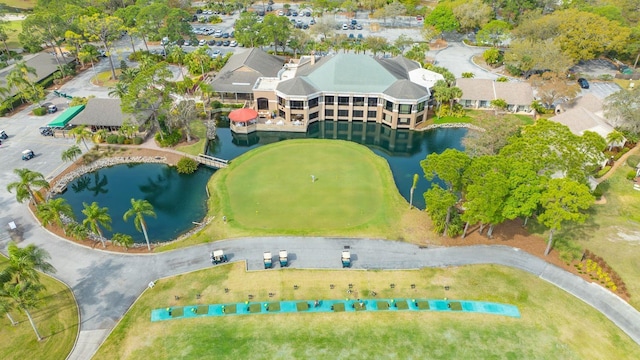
160;139;423;250
0;256;79;360
3;20;23;49
549;163;640;310
93;262;640;359
1;0;36;9
175;120;207;156
91;69;121;87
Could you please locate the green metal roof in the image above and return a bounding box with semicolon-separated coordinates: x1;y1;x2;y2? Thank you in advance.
303;54;400;93
47;105;85;128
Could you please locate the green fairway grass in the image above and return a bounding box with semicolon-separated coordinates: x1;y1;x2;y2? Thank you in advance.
1;0;37;9
160;139;422;250
93;262;639;359
0;256;79;360
224;139;389;230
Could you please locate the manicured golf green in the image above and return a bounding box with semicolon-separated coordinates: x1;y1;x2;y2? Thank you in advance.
93;263;639;359
217;139;404;233
0;256;79;360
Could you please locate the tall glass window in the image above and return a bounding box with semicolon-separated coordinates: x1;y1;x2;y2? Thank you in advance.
385;100;394;111
353;97;365;106
325;96;334;105
368;97;378;106
399;104;412;114
338;96;350;105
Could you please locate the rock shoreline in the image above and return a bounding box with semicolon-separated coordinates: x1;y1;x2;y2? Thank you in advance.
51;156;169;194
420;122;486;132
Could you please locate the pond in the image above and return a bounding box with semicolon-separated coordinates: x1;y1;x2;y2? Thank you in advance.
208;120;466;210
58;163;214;243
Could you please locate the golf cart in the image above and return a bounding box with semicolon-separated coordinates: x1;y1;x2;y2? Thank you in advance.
210;249;228;264
263;251;273;269
47;104;58;114
22;149;35;161
341;248;351;268
0;130;7;139
279;250;288;267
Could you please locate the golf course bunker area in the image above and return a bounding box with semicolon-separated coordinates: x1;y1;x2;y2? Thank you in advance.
221;139;400;232
151;299;521;321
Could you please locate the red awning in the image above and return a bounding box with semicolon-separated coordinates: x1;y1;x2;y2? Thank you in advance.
228;108;258;123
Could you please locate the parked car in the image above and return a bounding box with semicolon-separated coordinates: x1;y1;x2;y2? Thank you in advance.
47;104;58;114
292;11;298;16
222;40;230;46
342;24;348;30
348;33;355;39
216;40;223;46
222;32;229;38
309;19;316;25
0;130;7;139
39;127;53;136
230;40;238;47
350;19;357;25
198;39;207;46
183;40;191;46
356;24;362;30
357;33;364;39
208;39;216;45
22;149;35;161
578;78;590;89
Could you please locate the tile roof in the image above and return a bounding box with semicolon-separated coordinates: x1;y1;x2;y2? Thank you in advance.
383;79;429;100
456;78;533;105
209;48;284;93
275;77;318;96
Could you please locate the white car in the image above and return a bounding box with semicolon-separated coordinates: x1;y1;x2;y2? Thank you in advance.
199;39;206;46
342;24;348;30
230;40;237;47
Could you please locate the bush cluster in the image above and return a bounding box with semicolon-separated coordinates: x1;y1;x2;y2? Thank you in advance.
575;250;628;297
155;129;182;147
106;134;119;144
32;107;47;116
614;147;630;160
626;155;640;168
595;166;611;178
133;136;143;145
176;157;199;174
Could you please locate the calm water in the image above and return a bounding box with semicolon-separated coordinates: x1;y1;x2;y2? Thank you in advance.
58;163;214;243
208;121;466;209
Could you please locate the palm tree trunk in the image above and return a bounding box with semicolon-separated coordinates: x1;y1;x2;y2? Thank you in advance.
141;221;151;251
96;225;106;248
24;308;43;341
409;187;414;209
544;229;554;256
6;313;17;326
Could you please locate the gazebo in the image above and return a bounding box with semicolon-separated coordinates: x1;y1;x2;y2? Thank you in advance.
229;108;258;133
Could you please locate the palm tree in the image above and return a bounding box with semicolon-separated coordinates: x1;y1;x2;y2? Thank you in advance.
82;202;112;248
69;125;93;151
61;145;82;163
167;45;186;78
36;198;75;234
3;281;45;341
108;82;129;99
67;222;89;241
606;130;625;151
0;270;17;325
4;242;56;285
123;198;156;251
6;168;50;204
112;233;134;251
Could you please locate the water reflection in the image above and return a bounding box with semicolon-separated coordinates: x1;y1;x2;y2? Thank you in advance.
208;121;466;209
58;164;213;243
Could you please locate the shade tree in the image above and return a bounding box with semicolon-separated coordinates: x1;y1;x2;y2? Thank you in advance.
538;178;594;255
603;87;640;133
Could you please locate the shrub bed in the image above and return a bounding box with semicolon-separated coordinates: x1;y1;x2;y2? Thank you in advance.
575;249;629;298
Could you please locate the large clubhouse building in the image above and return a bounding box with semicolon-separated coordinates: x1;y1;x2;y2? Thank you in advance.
209;49;444;133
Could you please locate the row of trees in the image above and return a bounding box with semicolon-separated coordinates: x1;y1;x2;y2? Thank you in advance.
422;119;605;255
6;168;157;251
